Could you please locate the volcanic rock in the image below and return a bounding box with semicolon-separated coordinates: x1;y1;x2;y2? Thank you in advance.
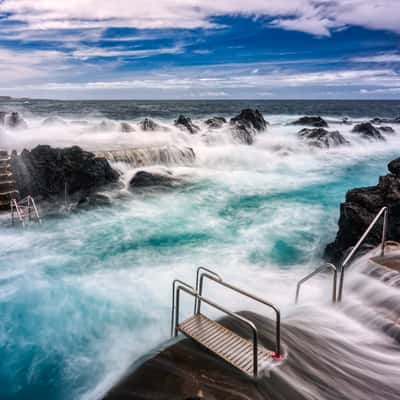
174;115;200;134
298;128;349;148
352;123;385;141
205;116;227;129
291;116;328;128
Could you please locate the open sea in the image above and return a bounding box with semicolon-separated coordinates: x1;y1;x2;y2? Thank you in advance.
1;99;400;399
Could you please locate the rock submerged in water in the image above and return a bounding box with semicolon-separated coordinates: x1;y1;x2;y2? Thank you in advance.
351;122;385;141
0;111;6;126
42;116;67;126
298;128;349;148
205;116;227;129
139;118;160;131
174;115;200;134
129;170;183;190
10;145;120;200
325;157;400;264
230;109;267;145
378;126;395;133
120;122;135;133
291;116;328;128
5;112;27;129
370;117;400;124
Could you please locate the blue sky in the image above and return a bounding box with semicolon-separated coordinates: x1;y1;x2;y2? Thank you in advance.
0;0;399;99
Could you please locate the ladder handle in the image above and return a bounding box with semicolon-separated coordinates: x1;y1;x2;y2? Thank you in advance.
194;266;222;313
171;279;195;336
295;263;337;304
174;284;259;377
196;270;281;357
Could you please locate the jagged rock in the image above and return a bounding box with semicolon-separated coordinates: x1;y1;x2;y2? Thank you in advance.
139;118;160;131
352;123;385;141
5;112;27;129
341;117;351;125
0;111;6;126
230;109;267;145
298;128;349;148
174;115;200;134
10;145;119;200
378;126;395;133
120;122;135;133
291;116;328;128
42;116;67;126
205;116;227;129
129;170;183;190
325;158;400;264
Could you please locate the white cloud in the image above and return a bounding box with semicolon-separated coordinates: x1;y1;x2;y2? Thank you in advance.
360;87;400;94
351;53;400;63
0;0;399;36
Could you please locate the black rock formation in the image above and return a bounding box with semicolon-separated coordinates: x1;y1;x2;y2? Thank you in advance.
174;115;200;134
298;128;349;148
10;145;119;200
352;122;385;141
129;170;183;189
230;109;268;145
6;112;27;129
205;116;227;129
139;118;160;131
0;111;6;126
120;122;135;132
378;126;395;133
325;158;400;264
291;116;328;128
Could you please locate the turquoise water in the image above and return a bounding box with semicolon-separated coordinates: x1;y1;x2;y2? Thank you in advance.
0;102;399;399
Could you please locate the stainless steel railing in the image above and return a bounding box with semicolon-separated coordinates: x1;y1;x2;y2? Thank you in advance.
295;263;337;304
195;266;281;358
172;283;260;377
337;206;388;302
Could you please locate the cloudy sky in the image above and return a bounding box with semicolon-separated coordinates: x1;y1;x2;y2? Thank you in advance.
0;0;399;99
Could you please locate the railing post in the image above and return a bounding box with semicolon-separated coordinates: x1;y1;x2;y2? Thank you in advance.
381;208;388;256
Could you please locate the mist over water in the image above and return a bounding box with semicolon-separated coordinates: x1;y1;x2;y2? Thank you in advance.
1;99;400;399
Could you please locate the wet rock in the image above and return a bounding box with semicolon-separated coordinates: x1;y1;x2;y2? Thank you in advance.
352;122;385;141
291;116;328;128
5;112;27;129
42;116;67;126
0;111;6;126
298;128;349;148
10;145;119;200
120;122;135;133
341;117;352;125
75;193;112;209
370;117;400;124
139;118;160;131
325;158;400;264
378;126;395;133
129;170;183;189
205;116;227;129
230;109;267;145
174;115;200;134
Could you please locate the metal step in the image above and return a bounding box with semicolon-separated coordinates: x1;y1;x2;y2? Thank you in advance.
178;313;273;376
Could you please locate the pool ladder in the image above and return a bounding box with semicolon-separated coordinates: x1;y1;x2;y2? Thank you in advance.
171;267;282;378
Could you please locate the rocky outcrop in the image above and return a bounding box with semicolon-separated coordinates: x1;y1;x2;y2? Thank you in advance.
174;115;200;134
370;117;400;124
139;118;160;131
378;126;395;133
129;170;183;190
5;112;27;129
325;158;400;264
120;122;135;133
10;145;119;200
352;123;385;141
205;116;227;129
298;128;349;148
291;116;328;128
230;109;267;145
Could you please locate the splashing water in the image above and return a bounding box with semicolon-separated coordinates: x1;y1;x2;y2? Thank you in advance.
1;99;400;399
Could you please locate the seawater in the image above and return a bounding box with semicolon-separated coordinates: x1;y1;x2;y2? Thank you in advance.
0;99;400;399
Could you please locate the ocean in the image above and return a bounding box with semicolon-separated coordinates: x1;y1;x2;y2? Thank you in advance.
0;99;400;399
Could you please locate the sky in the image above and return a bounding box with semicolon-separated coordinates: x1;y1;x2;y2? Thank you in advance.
0;0;399;99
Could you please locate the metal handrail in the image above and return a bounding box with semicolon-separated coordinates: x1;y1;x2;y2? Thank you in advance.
338;206;388;302
194;266;222;313
295;263;337;304
171;279;195;336
195;266;281;357
173;283;260;377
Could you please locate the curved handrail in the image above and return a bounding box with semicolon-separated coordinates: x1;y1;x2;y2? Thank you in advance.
196;267;281;357
174;284;260;377
295;263;337;304
194;266;222;313
171;279;195;336
338;206;388;301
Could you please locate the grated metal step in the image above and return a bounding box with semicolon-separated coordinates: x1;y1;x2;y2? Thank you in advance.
178;313;273;376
